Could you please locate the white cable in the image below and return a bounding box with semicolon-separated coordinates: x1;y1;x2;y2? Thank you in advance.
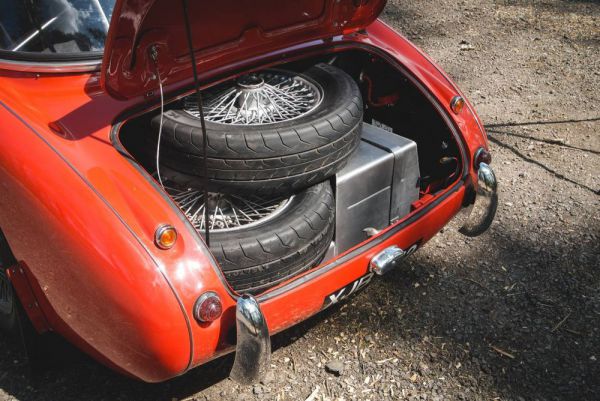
156;71;165;189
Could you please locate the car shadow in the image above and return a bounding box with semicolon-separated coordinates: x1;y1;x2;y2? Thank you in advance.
0;331;235;401
487;135;599;195
367;221;600;400
0;300;345;401
2;227;598;400
482;118;600;195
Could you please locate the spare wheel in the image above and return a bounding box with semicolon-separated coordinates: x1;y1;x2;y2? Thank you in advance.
153;63;362;196
165;181;335;294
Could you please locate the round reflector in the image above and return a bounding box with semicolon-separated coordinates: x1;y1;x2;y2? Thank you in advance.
450;96;465;114
194;292;223;323
155;224;177;249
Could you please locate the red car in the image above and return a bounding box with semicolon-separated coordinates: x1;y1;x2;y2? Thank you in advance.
0;0;497;384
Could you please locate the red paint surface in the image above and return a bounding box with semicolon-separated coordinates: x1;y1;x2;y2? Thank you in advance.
102;0;386;99
0;19;488;382
5;263;50;333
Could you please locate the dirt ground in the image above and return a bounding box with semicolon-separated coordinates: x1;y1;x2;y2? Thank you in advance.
1;1;598;400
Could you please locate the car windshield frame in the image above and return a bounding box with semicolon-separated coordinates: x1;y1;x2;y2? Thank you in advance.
0;0;114;67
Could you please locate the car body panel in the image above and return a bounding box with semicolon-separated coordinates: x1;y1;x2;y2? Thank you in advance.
0;18;488;381
0;98;192;381
102;0;386;99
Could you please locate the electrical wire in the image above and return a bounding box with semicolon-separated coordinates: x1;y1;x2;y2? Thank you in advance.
155;68;165;189
181;0;211;247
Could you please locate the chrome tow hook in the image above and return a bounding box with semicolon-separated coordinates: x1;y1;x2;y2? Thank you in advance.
230;294;271;385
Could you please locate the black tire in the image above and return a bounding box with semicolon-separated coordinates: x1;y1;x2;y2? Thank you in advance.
0;268;16;333
210;181;334;294
0;235;46;376
153;63;363;195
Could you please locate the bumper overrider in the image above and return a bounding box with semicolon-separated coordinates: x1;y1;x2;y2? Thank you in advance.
230;295;271;385
458;161;498;237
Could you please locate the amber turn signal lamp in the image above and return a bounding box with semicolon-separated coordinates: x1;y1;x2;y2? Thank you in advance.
450;96;465;114
154;224;177;249
194;292;223;323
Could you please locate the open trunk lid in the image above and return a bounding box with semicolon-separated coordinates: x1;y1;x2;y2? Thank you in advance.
101;0;386;99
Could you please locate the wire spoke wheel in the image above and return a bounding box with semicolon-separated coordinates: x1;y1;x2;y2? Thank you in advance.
165;184;293;232
184;70;323;125
155;64;362;196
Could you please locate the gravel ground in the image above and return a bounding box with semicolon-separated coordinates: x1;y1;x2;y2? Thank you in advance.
1;1;599;400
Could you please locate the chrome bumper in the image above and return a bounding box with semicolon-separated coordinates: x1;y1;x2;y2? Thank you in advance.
229;295;271;385
227;165;496;384
459;162;498;237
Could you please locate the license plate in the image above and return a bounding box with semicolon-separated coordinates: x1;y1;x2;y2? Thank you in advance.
322;272;374;310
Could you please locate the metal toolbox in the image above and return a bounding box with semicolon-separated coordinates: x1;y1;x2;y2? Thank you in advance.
330;123;420;257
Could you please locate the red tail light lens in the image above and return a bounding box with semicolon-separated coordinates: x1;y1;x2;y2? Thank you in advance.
193;292;222;323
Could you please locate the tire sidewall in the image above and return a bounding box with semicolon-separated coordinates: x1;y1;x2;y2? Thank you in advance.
155;64;362;195
209;181;329;245
208;181;335;293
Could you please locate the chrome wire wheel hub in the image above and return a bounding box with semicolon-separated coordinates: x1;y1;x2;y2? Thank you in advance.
184;70;323;125
165;185;293;232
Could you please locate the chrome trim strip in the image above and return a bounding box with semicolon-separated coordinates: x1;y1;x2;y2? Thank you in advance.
0;100;195;373
0;59;101;73
229;295;271;385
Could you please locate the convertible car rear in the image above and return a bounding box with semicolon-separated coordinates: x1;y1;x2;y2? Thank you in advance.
0;0;497;383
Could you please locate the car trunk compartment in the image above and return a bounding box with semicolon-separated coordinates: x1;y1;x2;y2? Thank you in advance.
117;47;462;295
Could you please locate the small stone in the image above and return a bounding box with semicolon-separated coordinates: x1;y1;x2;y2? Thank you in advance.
325;359;344;376
260;370;275;384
